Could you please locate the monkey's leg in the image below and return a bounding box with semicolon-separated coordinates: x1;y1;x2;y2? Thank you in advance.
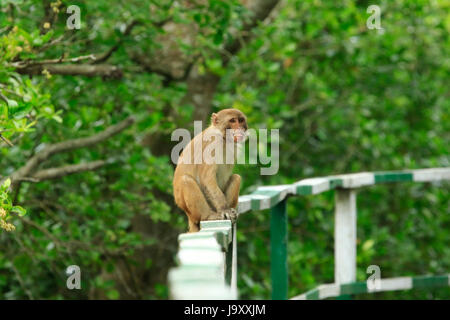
223;174;241;223
225;174;241;208
188;219;200;233
181;175;224;227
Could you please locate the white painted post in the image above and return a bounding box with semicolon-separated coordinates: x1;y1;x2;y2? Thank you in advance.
334;189;357;285
231;223;238;295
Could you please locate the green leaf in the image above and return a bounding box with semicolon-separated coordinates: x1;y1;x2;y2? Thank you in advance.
7;99;18;108
11;206;26;217
52;115;63;123
362;239;375;252
2;178;11;189
213;31;223;45
106;289;120;300
193;13;202;24
0;103;8;119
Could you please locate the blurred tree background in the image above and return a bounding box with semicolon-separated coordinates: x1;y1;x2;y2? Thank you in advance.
0;0;448;299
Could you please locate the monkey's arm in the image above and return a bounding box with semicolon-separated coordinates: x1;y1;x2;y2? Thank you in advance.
198;164;228;212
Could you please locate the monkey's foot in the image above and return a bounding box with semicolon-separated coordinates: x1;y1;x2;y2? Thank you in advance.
221;208;237;224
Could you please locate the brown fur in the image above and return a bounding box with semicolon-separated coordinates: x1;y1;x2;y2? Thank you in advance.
173;109;248;232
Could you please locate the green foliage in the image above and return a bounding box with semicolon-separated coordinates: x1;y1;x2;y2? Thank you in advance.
0;25;59;143
0;178;26;232
0;0;448;300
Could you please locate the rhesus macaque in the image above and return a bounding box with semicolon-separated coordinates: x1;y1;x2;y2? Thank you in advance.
173;109;248;232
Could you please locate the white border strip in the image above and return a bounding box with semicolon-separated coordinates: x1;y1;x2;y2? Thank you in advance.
413;168;450;182
368;276;412;293
294;178;330;194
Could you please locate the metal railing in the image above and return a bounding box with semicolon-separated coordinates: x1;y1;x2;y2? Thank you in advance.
168;167;450;299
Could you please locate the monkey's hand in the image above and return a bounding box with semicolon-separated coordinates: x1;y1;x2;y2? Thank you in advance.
220;208;237;223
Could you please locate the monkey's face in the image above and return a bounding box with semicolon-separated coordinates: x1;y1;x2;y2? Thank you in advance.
226;116;247;143
212;109;248;144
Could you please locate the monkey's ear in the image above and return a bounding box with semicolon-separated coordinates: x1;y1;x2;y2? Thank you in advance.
211;113;218;125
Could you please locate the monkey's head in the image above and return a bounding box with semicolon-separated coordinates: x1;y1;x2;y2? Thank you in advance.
211;108;248;143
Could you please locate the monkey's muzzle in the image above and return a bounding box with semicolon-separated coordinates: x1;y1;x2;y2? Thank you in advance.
228;129;247;143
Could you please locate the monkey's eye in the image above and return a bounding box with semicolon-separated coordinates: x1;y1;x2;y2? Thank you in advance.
238;118;244;123
229;118;236;123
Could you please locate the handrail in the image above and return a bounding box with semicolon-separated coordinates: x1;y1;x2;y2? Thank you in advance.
168;220;238;299
168;167;450;299
291;274;450;300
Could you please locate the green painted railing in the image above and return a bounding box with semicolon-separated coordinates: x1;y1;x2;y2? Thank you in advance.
168;167;450;300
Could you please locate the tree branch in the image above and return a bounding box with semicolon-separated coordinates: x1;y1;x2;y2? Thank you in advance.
223;0;280;64
10;54;97;67
0;91;9;104
93;20;142;64
31;160;107;181
16;63;123;79
0;133;14;147
94;17;172;64
8;116;135;189
11;16;171;78
129;51;195;83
